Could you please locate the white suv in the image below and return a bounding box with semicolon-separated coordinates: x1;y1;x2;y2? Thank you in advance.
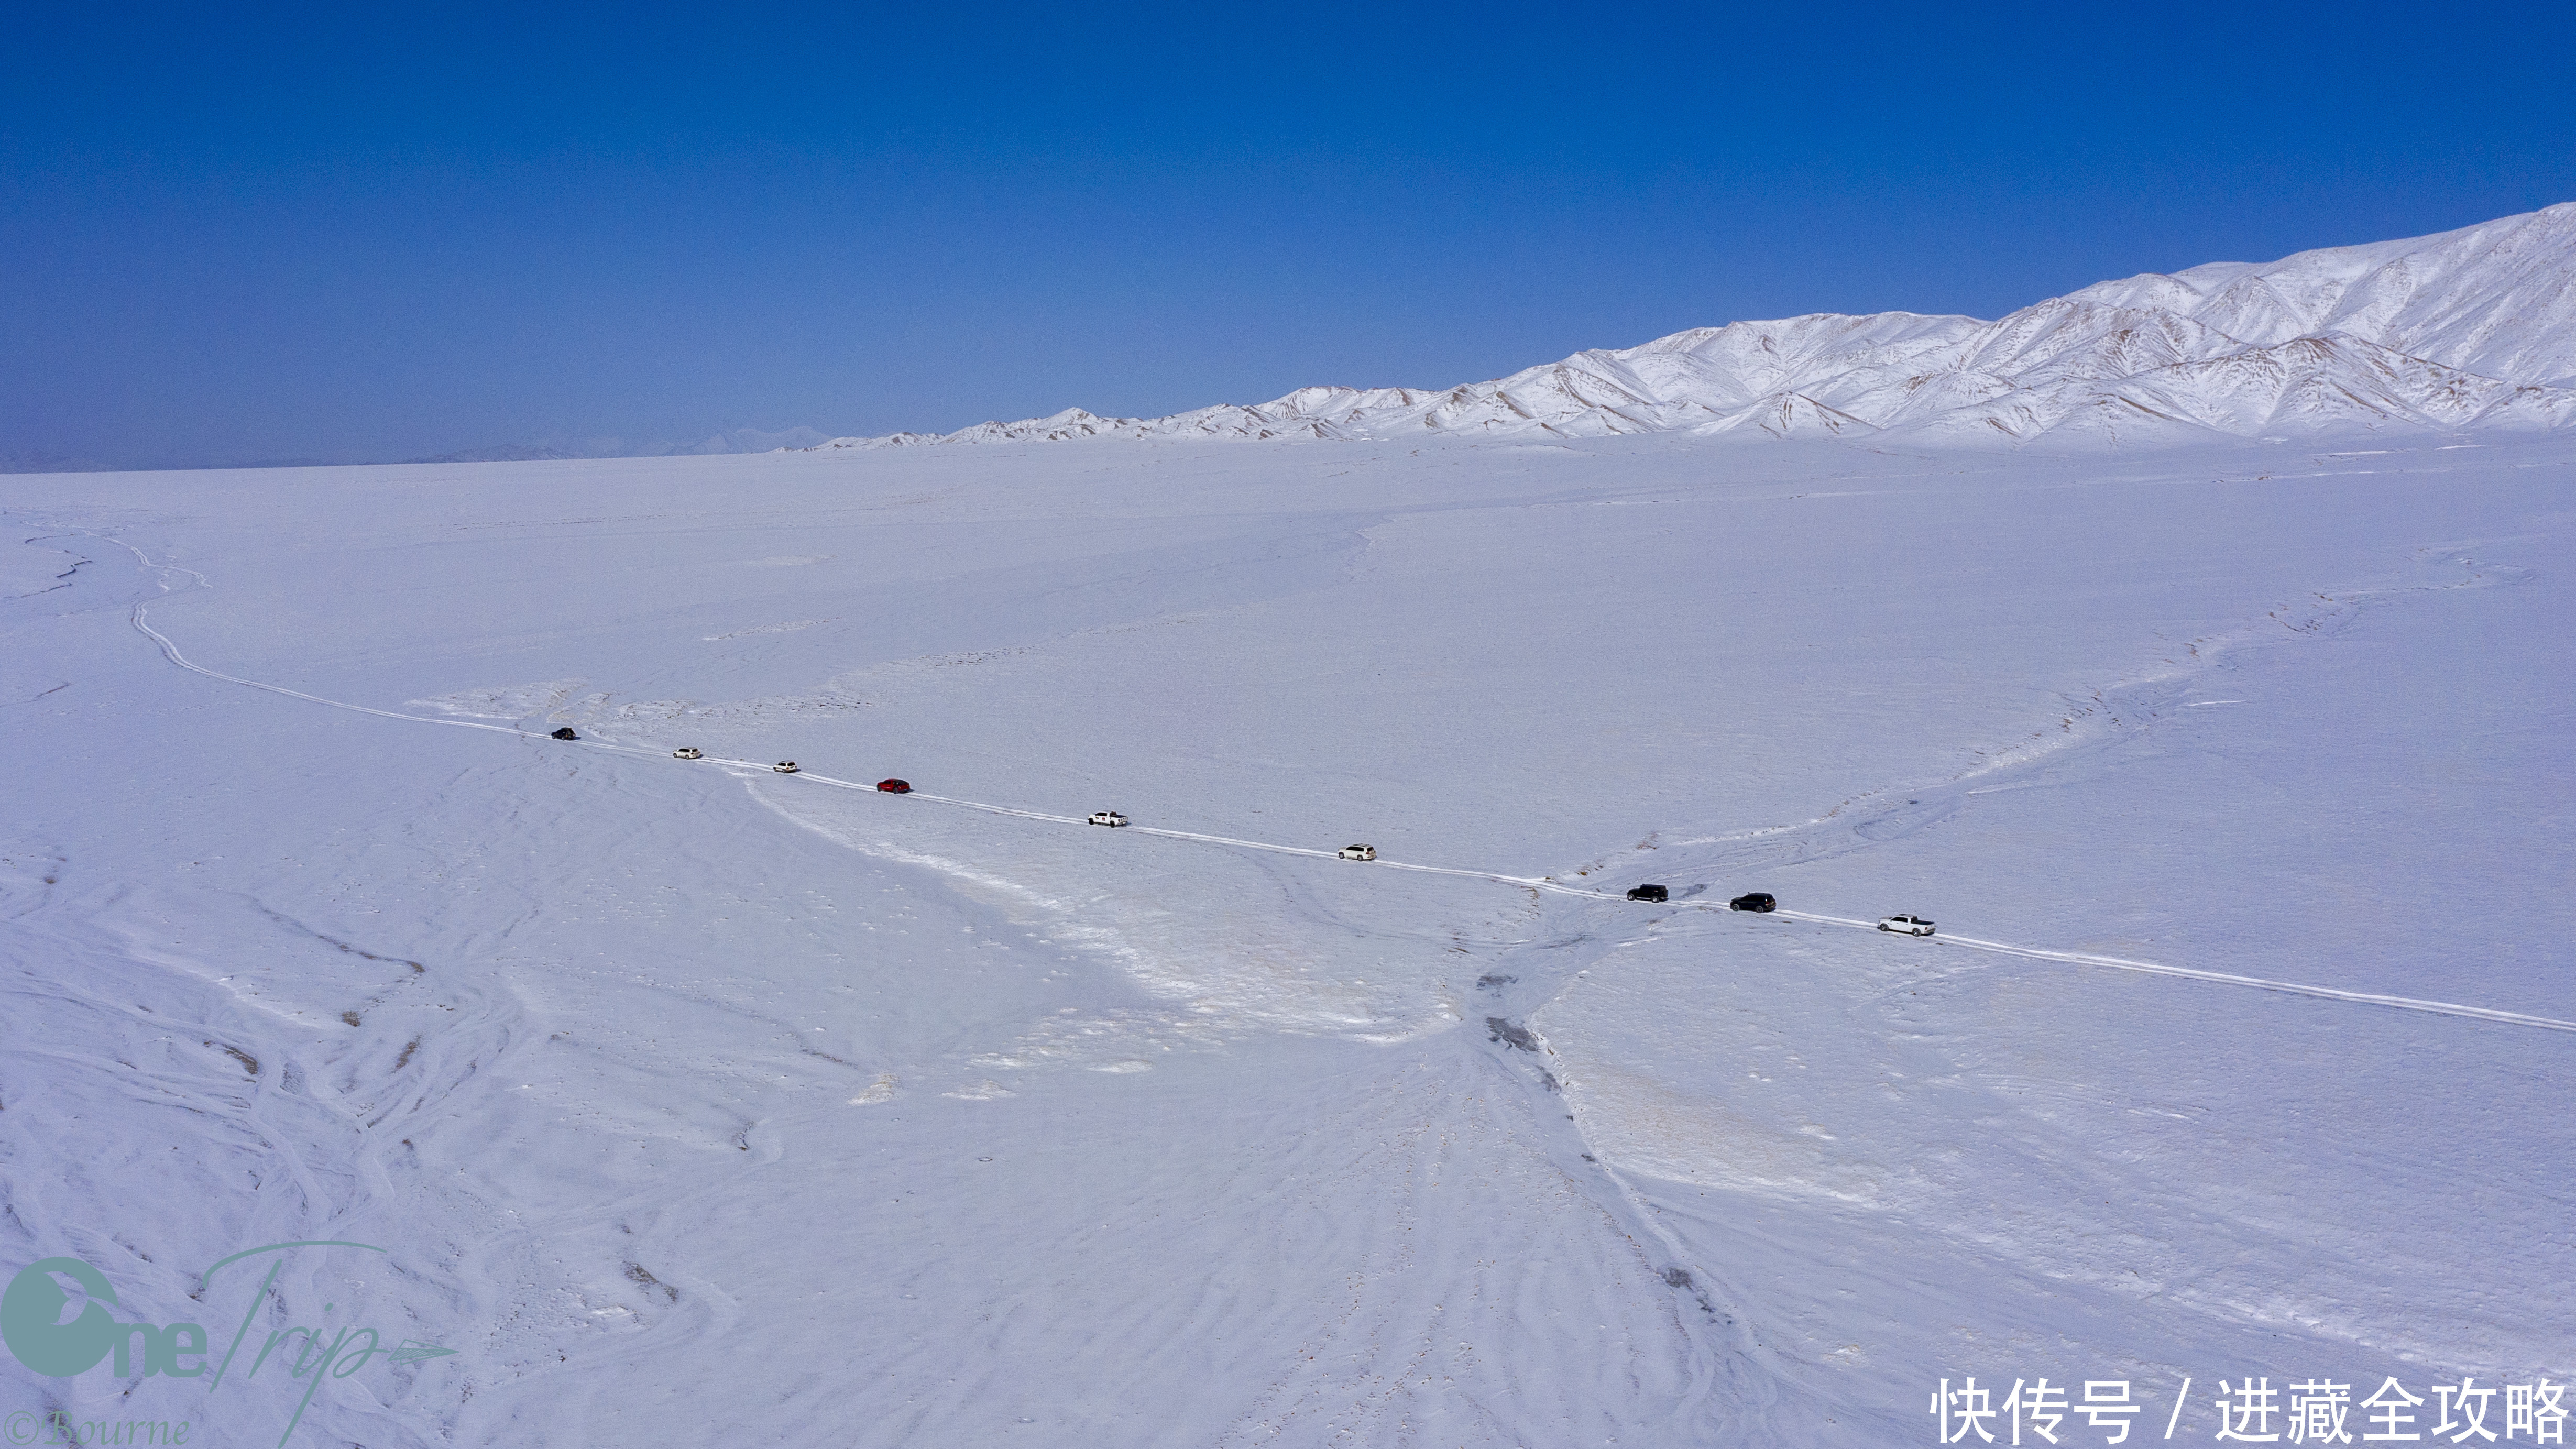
1877;915;1935;937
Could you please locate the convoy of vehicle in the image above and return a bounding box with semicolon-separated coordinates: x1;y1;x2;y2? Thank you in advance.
561;734;1946;936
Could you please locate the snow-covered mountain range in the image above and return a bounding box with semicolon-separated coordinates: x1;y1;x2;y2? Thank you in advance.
815;203;2576;449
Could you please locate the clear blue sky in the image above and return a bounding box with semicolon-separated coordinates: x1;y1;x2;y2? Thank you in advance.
4;2;2570;467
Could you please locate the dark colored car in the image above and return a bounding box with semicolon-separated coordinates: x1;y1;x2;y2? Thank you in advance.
1729;893;1776;913
1627;884;1669;903
551;727;578;740
876;778;912;794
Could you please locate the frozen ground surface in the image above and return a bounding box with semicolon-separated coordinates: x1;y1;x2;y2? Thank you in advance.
2;432;2570;1445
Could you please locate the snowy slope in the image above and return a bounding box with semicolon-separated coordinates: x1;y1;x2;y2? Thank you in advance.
814;202;2576;449
2073;203;2576;386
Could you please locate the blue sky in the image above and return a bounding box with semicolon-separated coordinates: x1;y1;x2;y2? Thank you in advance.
4;2;2571;467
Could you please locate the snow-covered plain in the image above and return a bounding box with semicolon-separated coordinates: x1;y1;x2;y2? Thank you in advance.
5;416;2572;1445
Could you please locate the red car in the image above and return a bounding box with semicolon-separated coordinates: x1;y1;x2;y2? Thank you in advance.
876;778;912;794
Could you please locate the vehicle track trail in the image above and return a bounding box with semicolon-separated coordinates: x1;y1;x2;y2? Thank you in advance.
107;532;2576;1038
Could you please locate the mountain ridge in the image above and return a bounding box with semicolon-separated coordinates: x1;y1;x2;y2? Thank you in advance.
808;202;2576;451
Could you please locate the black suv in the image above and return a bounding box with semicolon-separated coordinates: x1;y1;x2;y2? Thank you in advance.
1728;893;1776;913
1627;884;1669;903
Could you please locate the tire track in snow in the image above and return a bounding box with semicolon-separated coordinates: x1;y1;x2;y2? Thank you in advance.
774;772;1625;899
111;534;530;739
1763;910;2576;1034
107;536;2575;1039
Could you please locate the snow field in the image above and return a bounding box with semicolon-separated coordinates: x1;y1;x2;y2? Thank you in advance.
2;428;2570;1445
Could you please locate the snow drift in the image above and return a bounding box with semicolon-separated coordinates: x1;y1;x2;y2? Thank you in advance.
812;202;2576;449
